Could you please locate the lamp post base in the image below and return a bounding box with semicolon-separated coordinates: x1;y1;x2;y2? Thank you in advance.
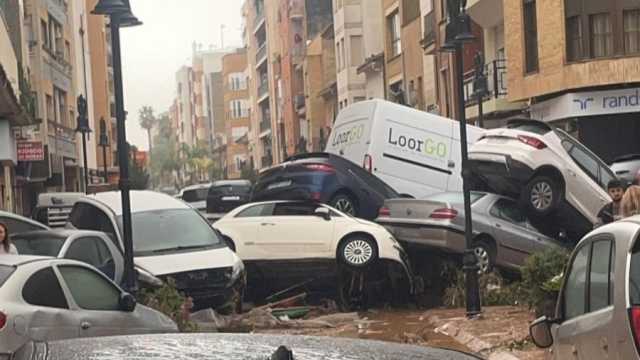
462;249;482;318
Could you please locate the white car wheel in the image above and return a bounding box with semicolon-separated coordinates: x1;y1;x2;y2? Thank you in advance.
339;237;377;268
530;182;553;211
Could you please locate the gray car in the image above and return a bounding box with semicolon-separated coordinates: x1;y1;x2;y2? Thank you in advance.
376;192;563;272
610;154;640;184
530;215;640;359
0;256;177;355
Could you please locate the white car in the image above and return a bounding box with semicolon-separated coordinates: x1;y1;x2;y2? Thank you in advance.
0;256;177;355
66;191;245;311
469;119;615;239
213;200;414;299
176;183;212;212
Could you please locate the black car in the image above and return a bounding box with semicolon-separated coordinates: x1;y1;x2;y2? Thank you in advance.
206;180;252;215
251;153;400;220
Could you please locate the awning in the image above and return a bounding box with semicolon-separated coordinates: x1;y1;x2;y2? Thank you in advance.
0;64;32;126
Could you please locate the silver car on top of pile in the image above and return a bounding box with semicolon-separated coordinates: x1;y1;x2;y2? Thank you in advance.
376;192;565;272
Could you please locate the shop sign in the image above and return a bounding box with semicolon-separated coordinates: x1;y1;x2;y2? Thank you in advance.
17;141;45;161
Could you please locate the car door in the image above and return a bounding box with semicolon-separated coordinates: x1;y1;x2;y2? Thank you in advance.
20;266;79;341
219;203;273;260
55;264;143;337
551;236;616;360
61;235;124;284
256;202;335;260
488;198;541;267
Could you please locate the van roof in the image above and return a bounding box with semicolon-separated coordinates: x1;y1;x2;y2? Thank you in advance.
83;190;190;216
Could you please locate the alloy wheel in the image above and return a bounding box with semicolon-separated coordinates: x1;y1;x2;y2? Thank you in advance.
334;198;355;215
474;246;490;274
343;240;374;266
530;181;553;211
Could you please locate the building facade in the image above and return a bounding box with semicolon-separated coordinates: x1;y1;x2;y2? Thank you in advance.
333;0;366;111
222;49;251;179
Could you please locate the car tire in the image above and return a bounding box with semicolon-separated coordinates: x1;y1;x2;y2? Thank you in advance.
330;193;358;216
522;175;561;216
338;236;378;269
472;240;494;274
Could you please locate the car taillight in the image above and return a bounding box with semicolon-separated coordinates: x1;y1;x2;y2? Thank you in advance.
0;311;6;330
518;135;547;149
378;206;390;217
310;192;322;201
430;208;458;219
630;307;640;351
363;154;373;173
304;163;335;173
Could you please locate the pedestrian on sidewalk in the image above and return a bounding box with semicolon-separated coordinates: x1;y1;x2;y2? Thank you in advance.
0;222;18;255
596;179;625;227
622;185;640;218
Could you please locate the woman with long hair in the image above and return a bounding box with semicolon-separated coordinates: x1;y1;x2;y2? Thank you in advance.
0;222;17;255
622;185;640;218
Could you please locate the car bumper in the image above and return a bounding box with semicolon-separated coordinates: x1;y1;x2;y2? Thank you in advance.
382;223;466;253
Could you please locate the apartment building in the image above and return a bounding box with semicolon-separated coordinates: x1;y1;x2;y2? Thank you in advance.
505;0;640;162
222;49;251;179
333;0;366;110
356;0;385;100
175;65;194;147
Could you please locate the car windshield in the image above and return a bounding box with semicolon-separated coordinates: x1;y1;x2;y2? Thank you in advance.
426;192;486;204
117;209;222;256
12;236;65;257
182;188;208;202
0;265;15;288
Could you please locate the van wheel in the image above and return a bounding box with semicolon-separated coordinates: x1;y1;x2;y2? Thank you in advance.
522;176;560;216
330;194;357;216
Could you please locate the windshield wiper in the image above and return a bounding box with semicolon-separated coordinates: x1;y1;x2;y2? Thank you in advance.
150;245;210;253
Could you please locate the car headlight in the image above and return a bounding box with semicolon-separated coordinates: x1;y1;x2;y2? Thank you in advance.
230;259;245;283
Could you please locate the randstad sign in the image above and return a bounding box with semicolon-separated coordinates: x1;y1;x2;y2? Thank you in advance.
531;87;640;122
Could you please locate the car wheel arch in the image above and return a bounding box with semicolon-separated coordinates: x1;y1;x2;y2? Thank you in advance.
335;232;379;261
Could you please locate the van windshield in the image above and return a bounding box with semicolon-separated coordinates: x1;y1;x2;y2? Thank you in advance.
117;209;222;256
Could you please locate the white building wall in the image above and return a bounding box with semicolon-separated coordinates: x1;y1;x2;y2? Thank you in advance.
334;0;365;108
420;0;438;110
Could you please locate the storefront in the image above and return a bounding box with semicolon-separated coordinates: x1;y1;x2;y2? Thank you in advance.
531;86;640;163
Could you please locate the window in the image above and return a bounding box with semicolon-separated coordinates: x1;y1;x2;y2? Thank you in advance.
66;238;104;268
273;202;322;216
589;240;614;312
490;199;527;226
69;203;118;247
388;11;402;57
41;20;49;48
523;0;539;73
230;100;248;119
46;94;54;121
350;36;363;67
236;203;275;218
590;13;613;58
564;245;589;319
566;16;583;61
59;266;120;311
624;10;640;54
22;267;68;309
563;140;599;182
229;73;246;91
12;235;65;257
0;217;45;233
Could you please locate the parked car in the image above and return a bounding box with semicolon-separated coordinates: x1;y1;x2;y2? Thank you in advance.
176;183;211;211
32;192;82;228
11;230;123;284
0;256;177;355
376;192;564;273
530;215;640;359
205;180;252;220
252;153;399;220
468;119;615;239
610;154;640;185
66;191;245;311
214;200;414;300
325;99;484;199
0;211;48;234
13;333;484;360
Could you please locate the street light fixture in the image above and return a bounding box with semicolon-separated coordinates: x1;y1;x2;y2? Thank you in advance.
99;117;109;183
442;0;482;318
91;0;142;294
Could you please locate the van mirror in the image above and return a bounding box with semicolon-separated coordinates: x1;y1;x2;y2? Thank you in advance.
530;316;554;348
314;207;331;221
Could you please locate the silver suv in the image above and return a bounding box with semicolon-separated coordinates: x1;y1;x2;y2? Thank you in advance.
530;215;640;359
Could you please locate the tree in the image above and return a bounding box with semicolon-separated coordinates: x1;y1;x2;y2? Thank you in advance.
128;143;150;190
138;106;156;154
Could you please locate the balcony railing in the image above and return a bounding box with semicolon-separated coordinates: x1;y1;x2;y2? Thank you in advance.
256;42;267;63
47;120;77;159
254;9;265;29
258;81;269;99
260;118;271;132
421;11;436;48
463;59;508;106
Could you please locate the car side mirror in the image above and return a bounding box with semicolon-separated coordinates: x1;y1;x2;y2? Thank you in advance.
314;207;331;221
119;293;137;312
530;316;554;348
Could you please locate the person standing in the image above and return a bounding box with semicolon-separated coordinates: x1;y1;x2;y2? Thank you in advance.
622;185;640;218
0;222;17;255
596;179;625;226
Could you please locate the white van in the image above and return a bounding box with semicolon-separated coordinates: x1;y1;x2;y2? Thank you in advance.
325;99;483;199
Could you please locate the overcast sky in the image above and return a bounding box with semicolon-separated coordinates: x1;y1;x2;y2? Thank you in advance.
118;0;244;150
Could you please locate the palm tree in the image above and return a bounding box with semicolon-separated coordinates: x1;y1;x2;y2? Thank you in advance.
138;106;156;154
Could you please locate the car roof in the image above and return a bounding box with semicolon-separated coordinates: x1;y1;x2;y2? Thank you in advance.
10;229;106;240
82;190;190;215
0;255;55;267
212;179;251;186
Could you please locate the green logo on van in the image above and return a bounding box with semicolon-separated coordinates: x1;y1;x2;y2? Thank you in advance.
332;125;365;147
387;128;447;158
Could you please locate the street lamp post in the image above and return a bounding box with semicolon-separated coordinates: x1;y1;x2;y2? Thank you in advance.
75;95;91;193
99;117;109;183
91;0;142;294
441;0;482;317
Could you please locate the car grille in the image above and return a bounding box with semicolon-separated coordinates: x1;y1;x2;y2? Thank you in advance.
162;267;232;291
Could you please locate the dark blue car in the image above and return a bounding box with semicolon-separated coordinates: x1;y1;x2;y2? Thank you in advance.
251;153;400;220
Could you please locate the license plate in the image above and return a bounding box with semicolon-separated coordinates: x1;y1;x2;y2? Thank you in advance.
267;180;292;190
221;196;240;201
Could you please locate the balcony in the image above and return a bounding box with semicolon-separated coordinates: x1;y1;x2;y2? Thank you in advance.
47;120;77;159
260;118;271;133
257;81;269;101
254;9;265;33
256;42;267;64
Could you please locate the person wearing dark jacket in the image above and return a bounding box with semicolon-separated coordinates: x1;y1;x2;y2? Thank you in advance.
596;179;625;227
